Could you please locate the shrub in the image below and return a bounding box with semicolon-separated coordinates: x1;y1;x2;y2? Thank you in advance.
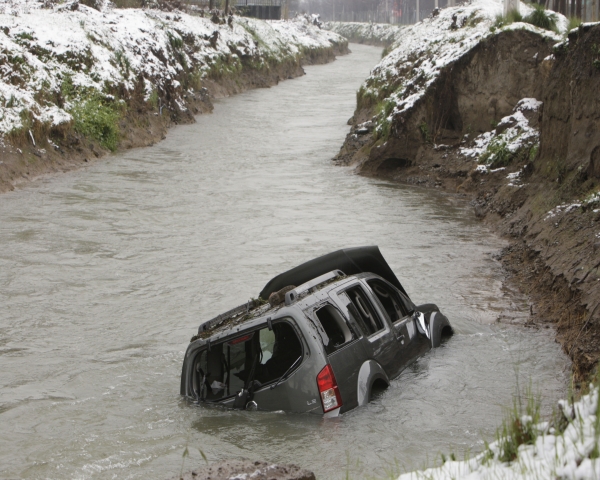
524;4;557;32
480;139;512;168
71;95;121;151
112;0;144;7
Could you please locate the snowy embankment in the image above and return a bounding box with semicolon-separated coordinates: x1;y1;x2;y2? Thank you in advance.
398;384;600;480
324;21;403;47
0;0;346;148
360;0;565;140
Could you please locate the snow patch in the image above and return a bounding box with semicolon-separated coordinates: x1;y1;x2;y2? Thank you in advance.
398;385;600;480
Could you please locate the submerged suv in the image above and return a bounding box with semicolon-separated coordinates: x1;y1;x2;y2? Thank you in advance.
180;246;453;416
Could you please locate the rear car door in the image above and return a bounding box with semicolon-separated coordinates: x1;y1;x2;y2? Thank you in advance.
307;301;366;412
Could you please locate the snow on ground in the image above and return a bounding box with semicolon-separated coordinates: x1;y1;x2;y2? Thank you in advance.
544;190;600;221
325;21;403;46
398;384;600;480
358;0;565;138
460;98;541;175
0;0;343;135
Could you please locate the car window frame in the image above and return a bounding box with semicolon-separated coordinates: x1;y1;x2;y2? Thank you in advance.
197;316;306;401
334;281;391;342
309;301;359;354
364;277;414;325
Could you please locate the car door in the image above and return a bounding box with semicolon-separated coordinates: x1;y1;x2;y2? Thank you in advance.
332;283;400;378
307;301;366;412
365;277;431;365
363;277;418;371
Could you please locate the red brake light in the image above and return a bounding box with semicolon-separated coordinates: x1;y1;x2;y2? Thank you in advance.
316;365;343;413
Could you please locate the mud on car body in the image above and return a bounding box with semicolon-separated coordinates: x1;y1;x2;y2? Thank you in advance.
180;246;453;416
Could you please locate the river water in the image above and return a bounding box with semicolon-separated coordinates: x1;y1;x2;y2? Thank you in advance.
0;44;569;479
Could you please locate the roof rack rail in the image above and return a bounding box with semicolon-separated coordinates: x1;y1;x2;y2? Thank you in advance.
284;270;345;306
198;303;249;334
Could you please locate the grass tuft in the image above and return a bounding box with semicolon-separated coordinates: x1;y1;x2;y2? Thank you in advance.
568;16;582;31
523;4;557;32
496;386;541;462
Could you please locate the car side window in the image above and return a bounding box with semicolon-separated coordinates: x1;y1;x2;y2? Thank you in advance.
339;286;385;337
314;303;356;354
366;279;411;322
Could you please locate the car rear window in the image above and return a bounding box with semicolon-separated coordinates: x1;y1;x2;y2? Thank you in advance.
314;304;356;354
193;320;303;401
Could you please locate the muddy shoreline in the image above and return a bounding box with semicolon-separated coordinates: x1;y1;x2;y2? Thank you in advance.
333;21;600;381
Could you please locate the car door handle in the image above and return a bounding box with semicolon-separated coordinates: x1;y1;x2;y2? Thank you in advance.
397;334;405;345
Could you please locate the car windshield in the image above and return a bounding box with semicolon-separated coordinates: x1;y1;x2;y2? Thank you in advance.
194;320;302;401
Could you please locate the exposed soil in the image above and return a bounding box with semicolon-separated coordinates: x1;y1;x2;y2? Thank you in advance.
0;42;348;194
336;25;600;381
172;459;315;480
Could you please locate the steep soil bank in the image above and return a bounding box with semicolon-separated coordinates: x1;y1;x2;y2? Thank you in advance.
334;9;600;378
336;29;554;173
0;3;348;193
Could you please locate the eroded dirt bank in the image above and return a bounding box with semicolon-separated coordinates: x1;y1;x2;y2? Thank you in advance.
0;3;348;193
334;7;600;379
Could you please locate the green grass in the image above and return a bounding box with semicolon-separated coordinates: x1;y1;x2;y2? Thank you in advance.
524;3;558;32
493;6;557;32
71;94;122;151
373;98;396;140
495;386;542;462
493;9;523;29
480;139;512;168
147;89;158;109
568;16;582;31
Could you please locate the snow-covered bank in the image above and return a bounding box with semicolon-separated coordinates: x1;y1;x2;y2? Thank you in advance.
398;384;600;479
0;1;344;136
358;0;565;141
0;0;347;191
324;21;403;47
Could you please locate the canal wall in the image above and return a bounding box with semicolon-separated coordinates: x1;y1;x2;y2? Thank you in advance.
332;0;600;380
0;2;348;192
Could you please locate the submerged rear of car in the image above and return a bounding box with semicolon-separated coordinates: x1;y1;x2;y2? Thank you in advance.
180;247;453;416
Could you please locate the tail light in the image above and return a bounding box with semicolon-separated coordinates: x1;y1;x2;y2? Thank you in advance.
316;365;342;413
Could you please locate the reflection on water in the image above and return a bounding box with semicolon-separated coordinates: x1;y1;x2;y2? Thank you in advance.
0;44;569;479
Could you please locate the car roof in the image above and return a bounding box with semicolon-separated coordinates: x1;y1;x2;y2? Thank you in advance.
190;246;406;343
191;272;362;343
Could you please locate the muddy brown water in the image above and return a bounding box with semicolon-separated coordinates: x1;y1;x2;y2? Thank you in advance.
0;44;570;479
